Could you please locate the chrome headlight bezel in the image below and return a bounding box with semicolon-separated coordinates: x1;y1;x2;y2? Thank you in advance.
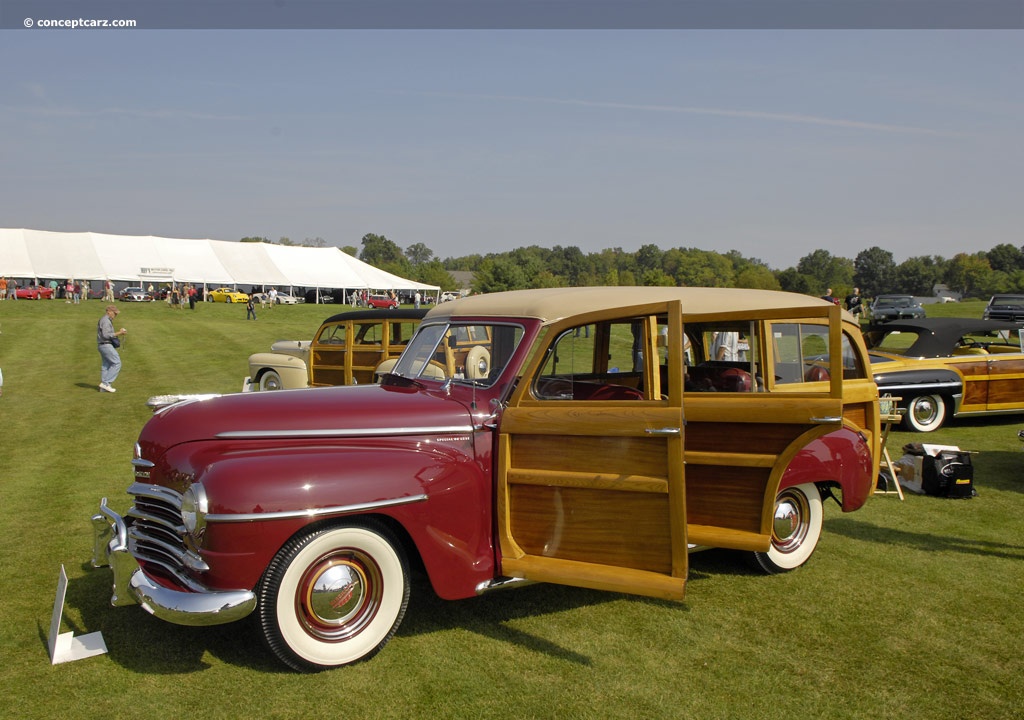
180;482;209;539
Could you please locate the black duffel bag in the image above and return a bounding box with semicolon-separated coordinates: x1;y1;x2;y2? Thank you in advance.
922;450;975;498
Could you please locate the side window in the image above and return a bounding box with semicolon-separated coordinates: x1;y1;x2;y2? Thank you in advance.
683;321;760;392
355;323;382;345
772;323;831;385
534;318;649;401
841;331;867;379
391;321;418;346
316;324;346;345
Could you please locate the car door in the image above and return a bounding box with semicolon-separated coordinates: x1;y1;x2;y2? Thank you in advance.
679;304;874;552
983;329;1024;413
497;301;688;601
310;320;352;386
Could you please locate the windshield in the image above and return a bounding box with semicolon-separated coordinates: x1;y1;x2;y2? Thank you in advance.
876;297;912;308
391;321;525;387
991;296;1024;308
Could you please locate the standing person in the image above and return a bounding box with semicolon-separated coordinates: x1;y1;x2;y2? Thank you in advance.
9;278;17;300
103;279;115;302
414;291;421;309
0;276;7;301
80;280;90;302
188;284;197;310
845;287;863;316
246;294;257;320
97;304;127;393
712;330;740;361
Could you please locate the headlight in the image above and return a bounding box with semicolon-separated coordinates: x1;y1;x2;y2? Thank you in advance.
180;483;209;538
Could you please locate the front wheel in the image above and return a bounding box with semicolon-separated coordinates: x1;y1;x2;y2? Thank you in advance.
258;370;284;391
903;394;946;432
257;519;410;672
750;483;823;574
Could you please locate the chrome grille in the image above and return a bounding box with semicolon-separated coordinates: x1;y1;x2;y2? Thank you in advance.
124;482;208;588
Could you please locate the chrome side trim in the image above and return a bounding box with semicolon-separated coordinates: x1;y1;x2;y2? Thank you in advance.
206;493;429;523
215;425;473;439
876;381;961;392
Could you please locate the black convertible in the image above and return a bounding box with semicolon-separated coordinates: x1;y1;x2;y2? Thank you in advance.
866;318;1024;432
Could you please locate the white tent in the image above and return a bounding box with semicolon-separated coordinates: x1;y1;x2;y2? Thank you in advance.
0;228;439;292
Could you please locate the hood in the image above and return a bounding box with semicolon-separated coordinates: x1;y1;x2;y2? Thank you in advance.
139;384;474;452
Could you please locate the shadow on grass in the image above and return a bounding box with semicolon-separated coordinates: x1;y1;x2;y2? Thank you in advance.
67;563;282;674
827;516;1024;560
68;551;766;674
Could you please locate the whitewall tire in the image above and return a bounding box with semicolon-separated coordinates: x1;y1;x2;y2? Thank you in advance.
257;519;410;672
750;483;823;574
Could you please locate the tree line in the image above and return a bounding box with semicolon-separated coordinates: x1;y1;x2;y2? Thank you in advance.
241;234;1024;300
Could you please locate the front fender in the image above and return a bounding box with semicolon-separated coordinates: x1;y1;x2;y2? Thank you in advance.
168;437;494;599
873;366;962;395
246;352;310;389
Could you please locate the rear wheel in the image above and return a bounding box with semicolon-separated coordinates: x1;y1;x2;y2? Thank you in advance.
750;483;823;574
903;394;946;432
257;519;410;672
258;370;283;391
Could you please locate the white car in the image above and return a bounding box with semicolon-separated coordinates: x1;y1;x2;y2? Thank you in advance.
254;291;303;305
440;291;460;302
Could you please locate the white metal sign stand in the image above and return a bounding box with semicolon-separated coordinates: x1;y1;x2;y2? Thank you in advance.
48;565;108;665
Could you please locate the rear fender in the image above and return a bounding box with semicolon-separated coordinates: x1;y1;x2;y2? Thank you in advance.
775;426;875;512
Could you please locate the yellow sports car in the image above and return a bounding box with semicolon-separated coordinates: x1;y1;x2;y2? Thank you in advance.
209;287;249;303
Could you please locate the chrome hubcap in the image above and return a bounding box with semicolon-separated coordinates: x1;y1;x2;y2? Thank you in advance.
772;490;809;554
298;552;380;641
912;397;938;425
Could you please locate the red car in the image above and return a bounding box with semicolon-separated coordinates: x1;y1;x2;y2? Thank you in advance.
366;293;399;309
15;285;54;299
91;287;880;672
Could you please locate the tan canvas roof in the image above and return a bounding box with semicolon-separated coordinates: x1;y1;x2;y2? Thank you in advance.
425;286;842;324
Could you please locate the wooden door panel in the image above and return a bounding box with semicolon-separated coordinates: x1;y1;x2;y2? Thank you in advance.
498;302;687;601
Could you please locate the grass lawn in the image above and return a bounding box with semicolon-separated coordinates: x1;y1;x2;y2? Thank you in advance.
1;296;1022;719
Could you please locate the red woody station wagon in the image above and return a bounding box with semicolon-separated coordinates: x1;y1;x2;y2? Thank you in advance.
91;287;880;672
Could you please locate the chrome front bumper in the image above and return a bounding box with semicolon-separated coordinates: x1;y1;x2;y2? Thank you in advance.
90;498;256;626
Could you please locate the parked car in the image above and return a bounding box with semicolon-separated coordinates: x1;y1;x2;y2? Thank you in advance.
440;291;460;302
869;294;926;324
866;317;1024;431
245;309;427;391
208;287;249;303
252;290;303;305
982;294;1024;324
366;293;399;309
91;287;880;671
14;284;53;299
118;286;153;302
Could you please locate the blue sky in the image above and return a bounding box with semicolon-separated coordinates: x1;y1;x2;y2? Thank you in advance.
1;30;1021;269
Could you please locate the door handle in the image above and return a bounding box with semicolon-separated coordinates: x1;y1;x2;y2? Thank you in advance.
810;416;843;424
645;427;681;435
